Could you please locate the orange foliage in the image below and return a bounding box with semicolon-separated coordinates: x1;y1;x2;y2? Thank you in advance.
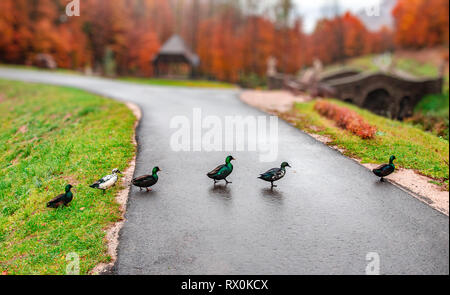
307;12;393;65
2;0;444;82
0;0;392;81
393;0;449;48
0;0;162;75
314;100;377;139
197;12;307;82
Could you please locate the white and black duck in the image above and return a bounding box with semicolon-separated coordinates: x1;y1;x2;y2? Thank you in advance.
372;155;396;182
90;168;122;193
132;167;161;192
207;156;235;184
47;184;74;208
258;162;291;188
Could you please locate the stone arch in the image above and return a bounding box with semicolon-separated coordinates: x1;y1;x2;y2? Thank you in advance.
363;88;392;117
398;96;412;120
344;98;354;104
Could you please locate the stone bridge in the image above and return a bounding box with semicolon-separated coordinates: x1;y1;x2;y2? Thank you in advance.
321;71;443;119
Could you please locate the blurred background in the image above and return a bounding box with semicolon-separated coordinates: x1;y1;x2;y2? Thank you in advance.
0;1;449;275
0;0;448;81
0;0;448;136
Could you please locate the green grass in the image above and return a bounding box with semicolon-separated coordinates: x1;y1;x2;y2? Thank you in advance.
0;64;79;75
0;64;237;89
395;57;449;93
323;53;450;139
394;57;449;139
0;80;136;274
410;93;449;140
347;55;381;72
118;77;236;89
415;93;449;118
290;99;449;188
395;58;440;77
323;54;381;73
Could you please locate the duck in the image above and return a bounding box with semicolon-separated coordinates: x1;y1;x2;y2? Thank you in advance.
47;184;74;208
207;156;235;184
258;162;291;189
90;168;122;193
372;156;396;182
132;167;161;192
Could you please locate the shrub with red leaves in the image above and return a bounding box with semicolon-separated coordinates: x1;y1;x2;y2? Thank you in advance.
314;100;377;139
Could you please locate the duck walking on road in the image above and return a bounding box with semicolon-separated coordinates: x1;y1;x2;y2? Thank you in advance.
207;156;235;185
47;184;74;208
258;162;291;189
90;168;122;193
372;156;396;182
132;167;161;192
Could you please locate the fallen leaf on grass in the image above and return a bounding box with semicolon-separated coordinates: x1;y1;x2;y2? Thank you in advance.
17;125;28;134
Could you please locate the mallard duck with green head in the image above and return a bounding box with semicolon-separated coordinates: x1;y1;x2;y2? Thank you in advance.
207;156;235;184
258;162;291;188
372;156;396;182
47;184;74;208
132;167;161;192
90;168;122;193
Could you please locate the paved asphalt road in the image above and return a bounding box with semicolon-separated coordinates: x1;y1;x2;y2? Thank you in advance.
0;68;448;275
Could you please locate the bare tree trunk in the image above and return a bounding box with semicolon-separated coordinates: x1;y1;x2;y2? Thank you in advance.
174;0;184;34
191;0;200;51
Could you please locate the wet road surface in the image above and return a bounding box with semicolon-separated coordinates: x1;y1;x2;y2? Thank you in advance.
0;68;448;275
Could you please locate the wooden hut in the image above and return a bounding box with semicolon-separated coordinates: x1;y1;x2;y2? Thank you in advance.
152;35;200;78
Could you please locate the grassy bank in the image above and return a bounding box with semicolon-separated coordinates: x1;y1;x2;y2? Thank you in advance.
323;53;450;139
397;56;449;139
289;99;449;188
321;55;380;73
0;64;79;75
0;80;136;274
411;93;449;140
119;77;236;88
0;65;236;89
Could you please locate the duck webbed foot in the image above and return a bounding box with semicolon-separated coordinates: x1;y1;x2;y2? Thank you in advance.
146;188;152;192
225;179;232;184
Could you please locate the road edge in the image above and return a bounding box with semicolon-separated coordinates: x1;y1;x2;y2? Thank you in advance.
238;94;449;216
89;102;142;275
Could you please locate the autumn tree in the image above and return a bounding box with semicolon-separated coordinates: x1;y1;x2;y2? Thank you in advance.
393;0;449;48
0;0;424;83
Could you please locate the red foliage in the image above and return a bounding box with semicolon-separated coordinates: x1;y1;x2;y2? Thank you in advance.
314;100;377;139
393;0;449;48
0;0;395;81
6;0;446;81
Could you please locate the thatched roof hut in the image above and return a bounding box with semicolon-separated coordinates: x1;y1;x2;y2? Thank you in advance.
152;35;199;78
